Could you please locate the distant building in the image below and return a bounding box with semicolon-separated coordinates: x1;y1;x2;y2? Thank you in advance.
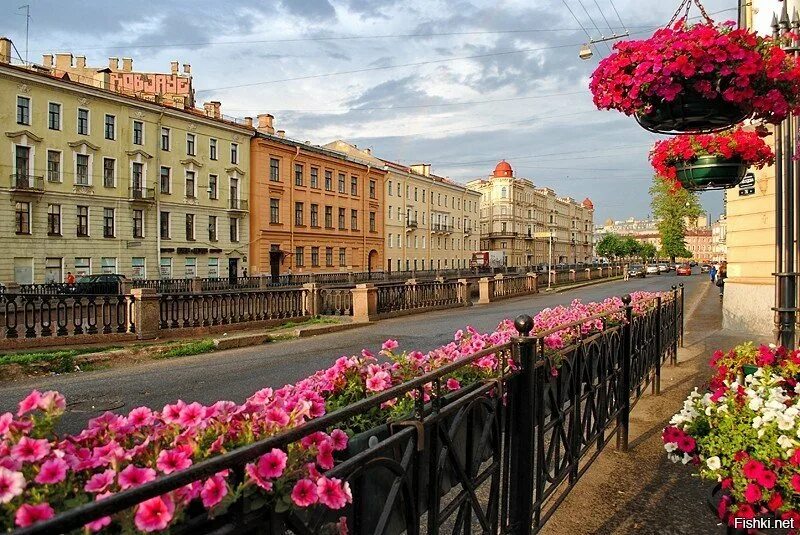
711;215;727;262
595;215;711;260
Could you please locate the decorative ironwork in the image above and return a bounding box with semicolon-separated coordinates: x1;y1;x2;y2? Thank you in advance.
376;281;462;314
319;288;354;316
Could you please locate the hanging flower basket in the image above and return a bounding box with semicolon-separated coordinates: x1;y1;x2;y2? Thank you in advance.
590;20;800;134
650;128;774;191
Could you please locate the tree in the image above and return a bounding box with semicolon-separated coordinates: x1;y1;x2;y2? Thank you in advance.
596;233;622;260
638;242;657;262
619;236;641;259
649;177;705;263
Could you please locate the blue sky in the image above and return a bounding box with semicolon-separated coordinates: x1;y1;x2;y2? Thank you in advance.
0;0;742;224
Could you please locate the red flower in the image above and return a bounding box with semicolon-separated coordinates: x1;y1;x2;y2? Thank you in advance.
756;469;777;489
743;483;762;503
768;492;783;512
743;459;764;480
677;434;696;453
792;474;800;493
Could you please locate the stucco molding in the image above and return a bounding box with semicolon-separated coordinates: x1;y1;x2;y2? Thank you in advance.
5;130;42;143
67;139;100;151
125;149;153;160
225;166;245;176
180;157;203;168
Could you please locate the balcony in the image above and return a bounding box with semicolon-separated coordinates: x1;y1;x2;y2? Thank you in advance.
406;219;418;232
525;232;535;240
9;174;44;194
228;198;249;212
432;223;454;234
488;231;518;238
464;226;472;235
129;187;155;202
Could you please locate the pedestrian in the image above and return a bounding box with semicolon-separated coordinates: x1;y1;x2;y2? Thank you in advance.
623;263;629;281
716;261;727;298
66;271;75;285
709;263;717;283
242;267;247;277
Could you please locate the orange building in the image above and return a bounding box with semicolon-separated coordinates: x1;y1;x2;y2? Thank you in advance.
249;115;385;277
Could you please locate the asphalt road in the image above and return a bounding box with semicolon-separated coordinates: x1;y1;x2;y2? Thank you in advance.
0;271;707;434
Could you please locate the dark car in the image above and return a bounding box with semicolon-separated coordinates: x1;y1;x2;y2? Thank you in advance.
676;264;692;276
73;274;127;294
628;264;646;278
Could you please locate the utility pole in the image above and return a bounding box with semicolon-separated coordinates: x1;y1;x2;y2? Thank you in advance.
18;5;30;65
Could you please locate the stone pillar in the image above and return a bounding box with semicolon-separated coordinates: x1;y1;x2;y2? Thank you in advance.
189;277;203;294
527;272;538;293
457;278;473;306
302;283;321;317
569;269;576;282
585;268;591;280
131;288;160;340
549;270;556;286
351;284;377;323
259;274;271;289
477;277;492;304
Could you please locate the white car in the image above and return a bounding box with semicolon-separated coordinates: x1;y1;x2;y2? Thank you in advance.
657;264;668;273
646;265;659;274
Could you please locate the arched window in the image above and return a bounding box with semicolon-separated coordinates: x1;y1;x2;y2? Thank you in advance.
501;186;507;198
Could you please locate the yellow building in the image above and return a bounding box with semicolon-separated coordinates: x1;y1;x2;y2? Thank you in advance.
325;141;481;272
466;161;594;267
0;38;252;284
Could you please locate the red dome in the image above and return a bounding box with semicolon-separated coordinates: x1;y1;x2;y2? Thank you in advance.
582;198;594;209
493;160;513;177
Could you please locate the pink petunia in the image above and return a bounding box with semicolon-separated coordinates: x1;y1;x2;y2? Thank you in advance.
256;448;288;479
743;483;762;503
177;402;205;428
245;462;273;491
118;464;157;490
0;412;13;437
85;492;113;532
15;503;54;528
12;436;51;463
17;390;42;416
84;469;116;494
128;406;155;427
381;339;399;352
156;448;193;475
134;495;175;532
38;391;66;413
0;467;25;503
446;378;461;391
291;478;319;507
201;474;228;509
316;476;352;509
330;429;349;451
316;440;335;470
35;458;68;484
265;407;290;426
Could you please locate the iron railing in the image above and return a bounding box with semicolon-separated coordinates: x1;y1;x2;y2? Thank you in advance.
376;281;462;314
489;276;534;299
319;287;354;316
129;187;155;201
199;276;261;292
15;290;683;535
9;173;44;192
130;278;192;294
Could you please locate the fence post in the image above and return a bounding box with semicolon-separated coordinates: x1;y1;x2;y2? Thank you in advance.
131;288;160;340
616;294;633;452
259;274;270;289
302;283;321;317
509;314;537;535
457;278;472;306
654;295;662;395
527;272;538;293
189;277;203;294
678;282;685;348
477;277;492;304
671;285;679;364
351;284;377;323
569;269;576;282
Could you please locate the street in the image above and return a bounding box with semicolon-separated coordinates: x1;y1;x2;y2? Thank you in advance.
0;273;706;434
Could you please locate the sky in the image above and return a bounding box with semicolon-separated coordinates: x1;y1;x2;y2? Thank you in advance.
0;0;742;224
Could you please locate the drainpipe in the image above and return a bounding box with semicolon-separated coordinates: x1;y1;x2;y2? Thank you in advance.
363;164;370;272
289;145;300;272
155;111;164;279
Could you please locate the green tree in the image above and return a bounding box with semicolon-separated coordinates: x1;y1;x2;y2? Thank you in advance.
596;233;622;260
649;177;705;263
619;236;641;259
638;242;657;262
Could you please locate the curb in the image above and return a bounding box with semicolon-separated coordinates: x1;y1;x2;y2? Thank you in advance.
546;276;624;293
213;321;367;350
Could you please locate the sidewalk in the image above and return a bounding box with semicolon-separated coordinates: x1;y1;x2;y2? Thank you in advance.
541;281;766;534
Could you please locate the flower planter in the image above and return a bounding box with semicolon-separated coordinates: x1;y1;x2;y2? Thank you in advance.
707;483;770;535
636;93;749;135
674;155;747;191
742;364;759;376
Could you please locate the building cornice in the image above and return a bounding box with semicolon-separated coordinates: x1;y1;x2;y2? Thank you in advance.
67;139;100;151
5;129;42;143
180;157;203;167
126;149;153;159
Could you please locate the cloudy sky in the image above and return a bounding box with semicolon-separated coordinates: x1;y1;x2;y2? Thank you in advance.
0;0;742;224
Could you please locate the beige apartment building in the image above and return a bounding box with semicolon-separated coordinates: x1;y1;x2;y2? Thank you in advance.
0;39;252;284
326;141;481;272
466;161;594;267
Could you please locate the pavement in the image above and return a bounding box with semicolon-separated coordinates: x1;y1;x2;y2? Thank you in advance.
0;272;704;435
540;272;768;534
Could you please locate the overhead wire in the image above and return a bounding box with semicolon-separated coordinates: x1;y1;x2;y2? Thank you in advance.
607;0;629;32
575;0;613;54
560;0;603;58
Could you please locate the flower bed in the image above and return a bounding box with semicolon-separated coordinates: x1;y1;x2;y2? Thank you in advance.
0;291;667;532
665;343;800;529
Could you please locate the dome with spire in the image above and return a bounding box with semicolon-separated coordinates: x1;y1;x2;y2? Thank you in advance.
582;198;594;210
493;160;513;177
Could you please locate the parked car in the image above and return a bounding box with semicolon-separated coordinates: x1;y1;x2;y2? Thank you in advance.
657;263;669;273
628;264;646;278
646;264;660;275
676;264;692;276
689;261;698;267
73;274;127;294
700;264;711;273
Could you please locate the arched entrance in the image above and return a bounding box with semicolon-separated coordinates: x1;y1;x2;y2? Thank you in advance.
367;249;379;275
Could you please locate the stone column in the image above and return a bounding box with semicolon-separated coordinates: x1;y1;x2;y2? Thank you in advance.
189;277;203;294
302;283;321;317
457;278;473;306
351;284;377;323
585;268;592;280
259;274;270;289
131;288;160;340
477;277;492;304
527;272;538;293
569;269;576;282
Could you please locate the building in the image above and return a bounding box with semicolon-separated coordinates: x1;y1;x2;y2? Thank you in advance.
325;141;481;272
249;118;385;276
465;161;594;267
684;228;713;261
0;38;252;284
711;215;727;262
595;216;711;261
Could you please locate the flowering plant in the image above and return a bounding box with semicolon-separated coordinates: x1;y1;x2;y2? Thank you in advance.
665;344;800;529
590;20;800;124
649;128;774;185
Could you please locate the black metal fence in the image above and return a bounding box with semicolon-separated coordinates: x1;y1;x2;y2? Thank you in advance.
13;289;681;535
376;281;463;314
319;287;354;316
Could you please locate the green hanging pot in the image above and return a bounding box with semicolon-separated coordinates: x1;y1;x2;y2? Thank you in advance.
742;364;759;376
636;92;750;135
674;155;748;191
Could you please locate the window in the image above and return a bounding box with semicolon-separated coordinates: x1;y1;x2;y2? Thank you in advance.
414;187;418;201
295;247;305;267
320;247;330;267
77;108;89;135
161;127;170;151
16;96;30;125
48;102;60;130
351;176;358;196
133;209;144;238
295;163;304;186
388;234;393;248
130;162;143;190
208;215;217;241
325;170;332;191
209;138;217;160
270;158;280;181
160;211;170;239
103;158;115;187
229;218;239;242
270;198;280;224
186;133;196;156
208;258;219;278
185;257;197;278
209;174;218;199
311;247;319;267
369;180;376;199
351;209;358;230
44;258;63;284
388;180;392;195
310;204;319;227
99;257;117;274
104;114;115;140
75;258;91;277
369;211;376;232
230;143;239;164
15;202;30;234
160;258;172;279
338;208;345;229
76;154;90;185
325;206;333;228
310;167;319;188
338;173;346;193
339;247;346;267
47;204;61;236
47;150;61;182
160;167;171;194
132;120;143;145
103;208;115;238
295;202;304;226
388;206;392;220
186;214;195;241
77;206;89;237
131;257;146;280
185;171;196;198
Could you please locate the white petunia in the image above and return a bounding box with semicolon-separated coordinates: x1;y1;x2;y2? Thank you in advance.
778;414;796;431
681;453;692;465
664;442;678;453
753;416;763;429
778;435;795;450
749;397;763;411
706;456;721;470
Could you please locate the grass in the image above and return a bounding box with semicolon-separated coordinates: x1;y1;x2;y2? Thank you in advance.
159;339;216;358
267;316;339;332
0;346;118;373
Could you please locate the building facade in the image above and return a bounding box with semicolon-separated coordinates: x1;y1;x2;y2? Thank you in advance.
326;141;481;272
595;216;711;261
711;215;727;262
0;39;252;284
250;119;385;276
466;161;594;267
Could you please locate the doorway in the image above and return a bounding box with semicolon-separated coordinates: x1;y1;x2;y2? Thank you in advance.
228;258;238;284
269;250;282;283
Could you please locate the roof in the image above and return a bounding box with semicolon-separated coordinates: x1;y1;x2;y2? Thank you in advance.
493;160;513;177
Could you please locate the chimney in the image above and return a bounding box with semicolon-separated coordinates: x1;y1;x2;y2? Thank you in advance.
183;63;191;75
244;116;253;128
277;130;286;138
202;101;221;119
411;163;431;177
121;57;133;71
76;56;86;69
256;113;275;134
365;148;372;155
108;57;118;70
170;61;178;74
55;53;73;70
0;38;11;64
42;53;53;67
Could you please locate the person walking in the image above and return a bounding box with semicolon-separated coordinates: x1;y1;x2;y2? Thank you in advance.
709;263;717;284
65;271;76;285
623;263;629;281
716;261;727;298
